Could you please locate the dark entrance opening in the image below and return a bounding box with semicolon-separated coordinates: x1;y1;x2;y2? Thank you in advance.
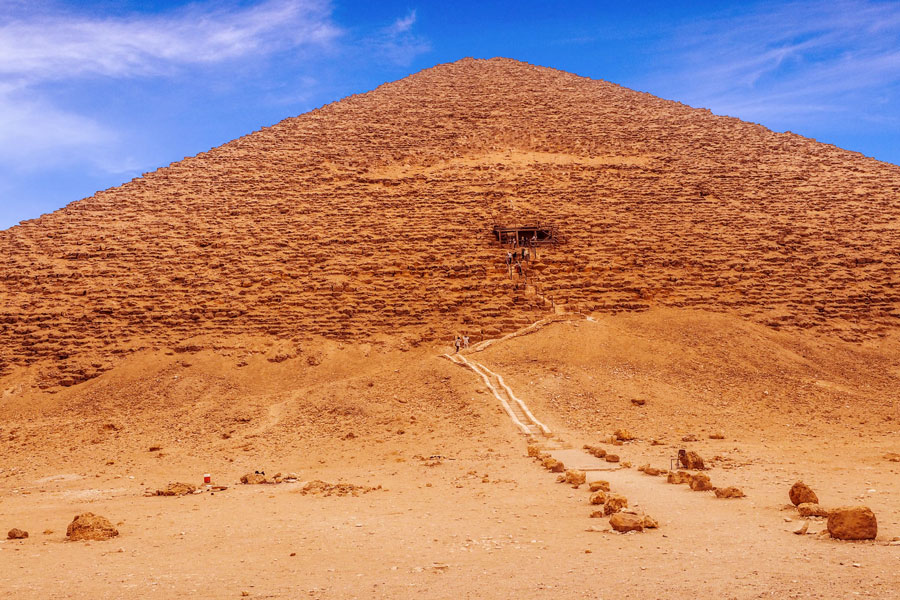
492;224;559;246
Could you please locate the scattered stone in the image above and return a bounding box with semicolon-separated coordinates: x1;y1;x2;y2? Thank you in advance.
631;399;646;406
689;473;714;491
667;471;692;485
789;481;819;506
604;454;620;463
681;434;698;442
148;446;162;452
797;503;831;518
604;494;628;515
642;515;659;529
589;510;605;518
240;472;269;485
638;464;663;476
827;506;877;540
541;457;565;473
709;433;725;439
527;445;541;458
714;486;745;499
155;482;197;496
614;429;635;441
678;450;705;470
7;528;28;540
564;470;586;486
298;480;379;497
586;446;607;459
589;480;610;492
884;453;900;462
794;521;809;535
66;513;118;541
609;512;643;532
589;490;608;505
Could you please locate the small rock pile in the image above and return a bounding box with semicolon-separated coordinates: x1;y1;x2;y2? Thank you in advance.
66;513;118;541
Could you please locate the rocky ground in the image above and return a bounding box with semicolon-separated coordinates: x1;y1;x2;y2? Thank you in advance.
1;310;898;599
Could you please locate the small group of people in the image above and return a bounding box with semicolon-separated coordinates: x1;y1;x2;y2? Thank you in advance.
453;335;470;353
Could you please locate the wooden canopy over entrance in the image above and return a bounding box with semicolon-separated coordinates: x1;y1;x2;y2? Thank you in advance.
492;224;560;246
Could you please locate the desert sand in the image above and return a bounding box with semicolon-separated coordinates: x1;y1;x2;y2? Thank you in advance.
1;58;899;598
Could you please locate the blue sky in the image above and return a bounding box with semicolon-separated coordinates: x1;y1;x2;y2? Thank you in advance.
2;0;900;230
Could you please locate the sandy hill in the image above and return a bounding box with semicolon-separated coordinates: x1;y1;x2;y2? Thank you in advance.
1;56;899;392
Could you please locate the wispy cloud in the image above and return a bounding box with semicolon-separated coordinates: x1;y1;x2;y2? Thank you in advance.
642;0;900;128
0;0;341;81
363;9;430;66
0;0;342;174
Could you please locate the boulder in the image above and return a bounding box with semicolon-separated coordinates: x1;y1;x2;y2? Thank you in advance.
564;470;586;486
714;486;745;499
638;464;663;476
527;444;542;458
609;512;643;532
689;473;714;491
614;429;635;441
240;472;269;485
541;458;565;473
7;528;28;539
156;482;197;496
642;515;659;529
589;490;608;505
604;454;620;463
789;481;818;506
678;450;705;470
827;506;877;540
589;480;610;492
667;470;692;485
797;503;831;518
587;446;607;458
66;513;119;541
604;494;628;515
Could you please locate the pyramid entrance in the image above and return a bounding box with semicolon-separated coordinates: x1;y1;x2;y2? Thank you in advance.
493;224;558;246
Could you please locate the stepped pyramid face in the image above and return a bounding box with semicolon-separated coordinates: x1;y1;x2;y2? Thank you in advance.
1;57;899;389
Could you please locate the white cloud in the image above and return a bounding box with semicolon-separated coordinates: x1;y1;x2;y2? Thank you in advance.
0;0;341;82
363;9;430;66
643;0;900;127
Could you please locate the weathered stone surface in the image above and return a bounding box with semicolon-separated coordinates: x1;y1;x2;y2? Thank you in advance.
240;473;269;485
66;513;118;541
667;470;692;485
0;58;896;389
679;450;705;470
689;473;714;491
609;512;643;532
789;481;819;506
714;486;745;499
827;506;877;540
564;470;586;486
604;494;628;515
797;503;831;518
589;480;610;492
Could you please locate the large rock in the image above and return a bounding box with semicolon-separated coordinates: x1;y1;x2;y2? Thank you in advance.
667;470;692;485
542;457;565;473
564;470;586;486
240;472;269;485
586;446;607;458
589;490;608;505
604;494;628;515
827;506;877;540
609;512;643;532
689;472;714;491
589;480;610;492
7;528;28;539
156;482;197;496
66;513;119;541
678;450;705;470
789;481;818;506
714;486;745;499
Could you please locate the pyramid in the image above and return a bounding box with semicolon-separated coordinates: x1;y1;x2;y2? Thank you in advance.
1;57;898;389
